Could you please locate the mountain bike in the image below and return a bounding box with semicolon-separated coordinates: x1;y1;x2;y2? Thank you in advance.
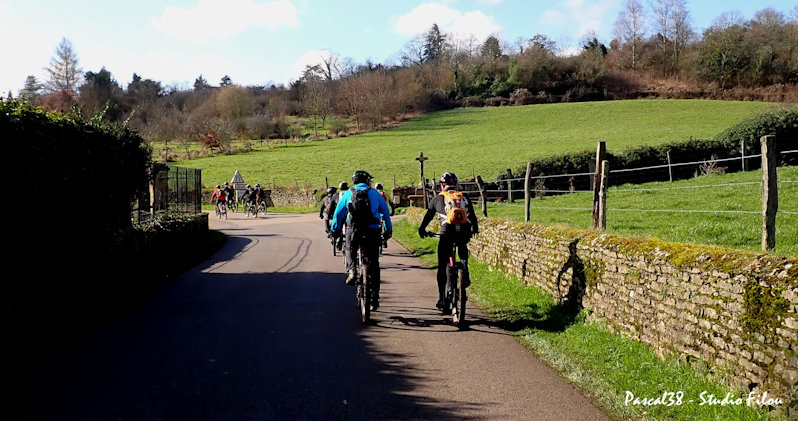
228;196;238;213
257;199;267;216
245;199;257;218
215;201;227;220
424;232;469;328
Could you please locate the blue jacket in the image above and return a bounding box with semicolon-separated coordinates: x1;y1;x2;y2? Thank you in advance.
331;184;392;232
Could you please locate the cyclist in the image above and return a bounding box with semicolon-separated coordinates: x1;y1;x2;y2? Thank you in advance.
319;186;338;233
417;172;479;310
223;181;236;209
210;184;227;214
374;182;391;248
338;182;349;201
374;182;395;216
331;170;392;310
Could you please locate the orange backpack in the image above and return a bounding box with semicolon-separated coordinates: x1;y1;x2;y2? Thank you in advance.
439;191;468;225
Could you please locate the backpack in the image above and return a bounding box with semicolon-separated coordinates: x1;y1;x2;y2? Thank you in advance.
440;190;468;225
348;189;377;229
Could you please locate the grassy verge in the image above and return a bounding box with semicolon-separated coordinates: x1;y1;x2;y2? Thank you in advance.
392;219;788;421
480;166;797;256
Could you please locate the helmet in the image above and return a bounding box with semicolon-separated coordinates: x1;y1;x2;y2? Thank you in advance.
224;181;229;186
327;186;337;195
352;170;372;184
255;183;260;188
375;183;383;190
216;184;221;189
246;184;252;189
339;182;349;190
440;172;458;187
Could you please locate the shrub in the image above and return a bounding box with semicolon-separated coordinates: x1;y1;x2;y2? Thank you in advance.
510;88;534;105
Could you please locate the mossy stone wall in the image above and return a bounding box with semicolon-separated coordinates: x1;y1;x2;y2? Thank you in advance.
405;207;797;396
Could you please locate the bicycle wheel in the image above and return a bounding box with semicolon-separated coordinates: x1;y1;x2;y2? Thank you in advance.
453;266;468;328
215;203;221;218
221;202;227;219
359;254;370;323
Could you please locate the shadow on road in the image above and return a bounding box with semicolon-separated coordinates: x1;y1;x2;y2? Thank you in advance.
15;268;486;420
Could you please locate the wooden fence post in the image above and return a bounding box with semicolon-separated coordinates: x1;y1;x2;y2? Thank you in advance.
761;135;777;252
667;150;673;182
524;162;532;223
476;175;487;217
506;169;513;203
741;139;747;172
592;141;606;229
598;160;609;231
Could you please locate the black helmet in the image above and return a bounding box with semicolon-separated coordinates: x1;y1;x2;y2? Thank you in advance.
339;182;349;191
440;172;458;187
352;170;372;184
246;184;252;189
375;183;383;190
216;184;221;189
224;181;229;186
255;183;260;188
327;186;337;195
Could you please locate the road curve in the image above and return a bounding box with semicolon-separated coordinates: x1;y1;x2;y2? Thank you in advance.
17;211;609;420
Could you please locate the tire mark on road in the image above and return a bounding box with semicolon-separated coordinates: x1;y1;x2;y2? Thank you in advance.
273;236;311;273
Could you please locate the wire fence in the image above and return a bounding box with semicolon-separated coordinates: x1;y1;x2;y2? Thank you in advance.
132;165;203;222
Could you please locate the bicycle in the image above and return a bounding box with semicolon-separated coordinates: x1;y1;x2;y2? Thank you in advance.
215;200;228;220
352;238;373;324
228;196;238;213
423;231;469;328
257;199;267;216
244;199;257;218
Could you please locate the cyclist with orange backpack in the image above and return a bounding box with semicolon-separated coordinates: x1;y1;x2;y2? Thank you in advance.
417;172;479;310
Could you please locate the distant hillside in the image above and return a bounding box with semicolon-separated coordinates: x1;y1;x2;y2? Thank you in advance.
175;99;773;188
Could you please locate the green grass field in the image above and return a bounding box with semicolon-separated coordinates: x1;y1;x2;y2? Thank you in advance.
172;100;773;189
479;166;798;256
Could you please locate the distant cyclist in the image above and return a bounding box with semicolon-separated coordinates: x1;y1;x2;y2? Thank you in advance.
210;184;227;212
374;183;395;216
223;181;236;208
319;186;338;233
417;172;479;310
331;170;392;310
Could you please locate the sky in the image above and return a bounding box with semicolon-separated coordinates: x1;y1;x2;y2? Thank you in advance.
1;0;795;95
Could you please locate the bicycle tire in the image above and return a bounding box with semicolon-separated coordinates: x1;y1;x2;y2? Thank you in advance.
215;203;221;218
221;202;227;220
453;267;467;328
361;265;370;323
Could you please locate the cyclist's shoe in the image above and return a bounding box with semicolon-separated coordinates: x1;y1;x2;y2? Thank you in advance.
345;270;357;286
435;299;445;310
370;298;379;311
382;240;388;249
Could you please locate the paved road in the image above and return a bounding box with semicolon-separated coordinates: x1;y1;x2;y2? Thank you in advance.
17;211;609;420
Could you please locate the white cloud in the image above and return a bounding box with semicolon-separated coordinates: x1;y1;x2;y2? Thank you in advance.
477;0;503;4
150;0;299;41
394;3;502;42
540;0;617;39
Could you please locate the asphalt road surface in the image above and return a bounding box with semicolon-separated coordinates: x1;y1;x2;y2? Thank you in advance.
17;211;609;420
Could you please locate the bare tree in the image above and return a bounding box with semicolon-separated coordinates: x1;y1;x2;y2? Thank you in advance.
649;0;693;74
614;0;646;71
297;75;331;137
45;37;83;95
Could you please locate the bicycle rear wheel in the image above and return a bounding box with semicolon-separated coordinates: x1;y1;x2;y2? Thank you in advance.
453;266;468;328
360;272;370;324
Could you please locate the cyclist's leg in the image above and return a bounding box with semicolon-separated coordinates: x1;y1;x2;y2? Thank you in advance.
345;227;357;272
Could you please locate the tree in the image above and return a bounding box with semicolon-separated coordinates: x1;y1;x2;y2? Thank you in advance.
127;73;163;103
613;0;646;71
481;35;503;60
423;23;446;63
297;74;331;137
44;37;82;105
649;0;693;74
80;67;125;121
194;75;210;91
19;76;43;103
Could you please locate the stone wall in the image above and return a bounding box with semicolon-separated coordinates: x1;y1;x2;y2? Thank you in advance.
267;189;317;208
405;207;798;396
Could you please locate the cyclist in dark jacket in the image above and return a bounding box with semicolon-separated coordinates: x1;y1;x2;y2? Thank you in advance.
319;186;338;233
418;172;479;310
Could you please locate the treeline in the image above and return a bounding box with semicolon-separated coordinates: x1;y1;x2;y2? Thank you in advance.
15;4;798;154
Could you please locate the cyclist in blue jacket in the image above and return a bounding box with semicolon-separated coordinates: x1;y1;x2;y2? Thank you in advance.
332;170;392;310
